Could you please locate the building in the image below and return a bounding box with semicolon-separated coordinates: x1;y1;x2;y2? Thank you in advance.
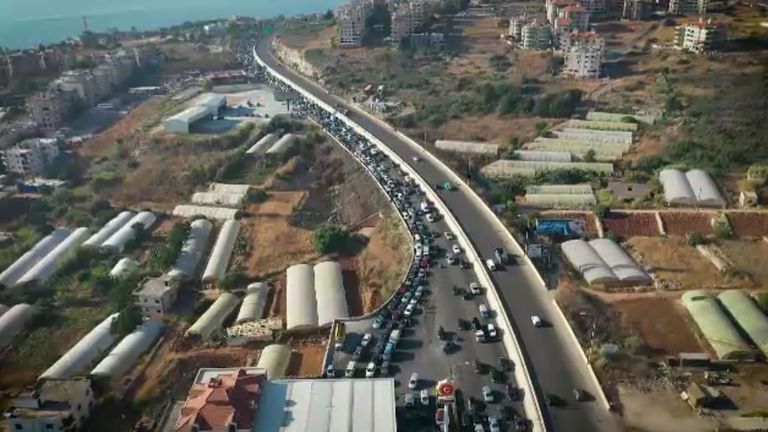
133;275;180;319
622;0;654;20
520;20;552;50
55;70;98;106
508;15;531;40
675;19;726;54
4;378;94;432
561;31;604;78
553;5;591;49
337;0;373;47
580;0;607;13
409;33;446;51
163;93;226;133
546;0;578;23
1;138;60;177
668;0;726;14
390;1;425;42
27;89;73;133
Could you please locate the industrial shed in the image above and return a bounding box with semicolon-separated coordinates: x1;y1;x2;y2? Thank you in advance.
246;133;279;155
561;240;617;285
0;228;71;288
171;219;213;280
172;205;239;221
187;292;240;339
514;150;572;162
15;227;90;286
100;211;156;253
589;239;650;284
681;291;753;360
90;320;164;377
235;282;268;324
266;133;296;155
314;261;349;326
163;106;211;133
256;344;291;379
81;211;135;248
481;160;614;179
0;304;35;349
40;313;119;380
191;192;244;208
286;264;318;330
659;169;725;207
717;291;768;358
110;258;139;279
202;220;239;283
434;140;499;155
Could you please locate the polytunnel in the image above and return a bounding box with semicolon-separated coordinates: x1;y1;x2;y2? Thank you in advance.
15;227;90;285
246;133;279;155
100;211;156;253
40;313;119;380
514;150;573;163
172;205;239;221
659;169;696;206
561;240;617;285
172;219;213;280
434;140;499;155
686;169;725;207
202;220;239;283
314;261;349;326
81;211;135;248
266;133;295;155
90;320;164;377
589;239;650;284
0;228;71;289
191;192;244;208
286;264;317;330
681;291;753;360
256;344;291;379
208;183;250;195
717;291;768;358
235;282;268;324
0;304;35;349
186;292;240;339
110;258;139;279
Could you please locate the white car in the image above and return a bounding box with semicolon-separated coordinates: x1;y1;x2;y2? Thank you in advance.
531;315;543;327
412;156;421;162
420;389;430;405
489;416;501;432
325;364;335;378
469;282;481;295
486;259;497;271
487;323;497;339
414;233;421;243
404;303;415;317
426;213;436;222
365;362;377;378
409;373;419;390
444;231;454;240
361;333;372;348
404;392;415;407
482;385;494;403
452;244;461;255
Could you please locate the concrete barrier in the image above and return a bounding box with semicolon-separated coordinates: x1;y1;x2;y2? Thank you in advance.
254;46;547;432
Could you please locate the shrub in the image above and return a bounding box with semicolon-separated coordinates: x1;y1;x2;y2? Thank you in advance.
686;231;705;246
313;224;350;254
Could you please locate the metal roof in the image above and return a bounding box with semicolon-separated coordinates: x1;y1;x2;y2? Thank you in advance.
40;313;119;380
208;183;250;195
172;205;239;221
717;291;768;358
81;211;135;248
681;291;753;360
561;239;617;285
0;304;35;349
235;282;268;324
314;261;349;326
589;238;650;283
15;227;90;285
100;211;156;253
254;378;397;432
525;193;596;208
0;228;71;289
171;219;213;280
165;105;211;124
90;320;164;377
686;169;725;207
266;133;296;154
286;264;317;330
202;220;240;283
255;344;291;379
187;292;240;339
246;133;279;155
659;168;724;207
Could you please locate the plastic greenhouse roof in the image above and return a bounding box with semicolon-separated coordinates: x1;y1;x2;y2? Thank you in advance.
525;193;596;208
314;261;349;326
681;290;753;360
589;239;650;283
256;344;291;379
561;239;617;284
286;264;317;329
525;184;593;195
435;139;499;155
717;291;768;358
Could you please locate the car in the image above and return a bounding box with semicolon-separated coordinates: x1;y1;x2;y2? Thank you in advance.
352;346;363;361
546;394;566;407
498;357;514;372
458;318;470;330
471;317;482;331
435;183;443;190
485;259;497;271
475;329;486;343
404;392;415;407
412;156;421;162
489;416;501;432
460;259;472;269
482;386;494;403
506;384;520;401
380;360;390;375
408;373;419;390
514;416;528;431
490;368;505;383
494;247;506;264
372;316;384;329
361;333;372;348
475;425;485;432
573;388;590;401
414;233;421;243
420;389;430;405
466;396;477;413
426;213;436;222
452;244;461;254
531;315;543;327
486;323;497;339
444;231;454;240
404;303;415;317
442;339;457;353
325;364;335;378
469;282;481;295
453;286;463;296
463;291;474;300
443;181;456;191
474;360;487;374
365;362;377;378
446;253;456;265
420;257;430;268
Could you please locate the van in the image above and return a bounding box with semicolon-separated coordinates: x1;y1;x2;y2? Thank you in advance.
479;304;490;318
345;361;356;378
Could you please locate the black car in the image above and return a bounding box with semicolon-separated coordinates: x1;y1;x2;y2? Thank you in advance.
506;384;520;401
514;417;528;431
452;286;463;296
491;368;506;383
352;346;363;361
546;394;566;407
458;318;470;330
498;357;514;372
573;388;590;402
474;360;487;374
471;317;482;331
462;291;474;300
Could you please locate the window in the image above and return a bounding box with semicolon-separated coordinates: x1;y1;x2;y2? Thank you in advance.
156;309;161;314
77;404;81;411
46;424;54;430
14;424;23;430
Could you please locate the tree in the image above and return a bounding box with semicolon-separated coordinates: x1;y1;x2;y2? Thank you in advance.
583;149;596;163
498;93;519;115
313;225;350;254
111;306;142;336
219;270;246;291
686;231;705;246
324;9;334;20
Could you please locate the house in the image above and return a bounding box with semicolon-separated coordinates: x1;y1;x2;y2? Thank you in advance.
561;31;604;78
133;274;180;319
607;181;651;202
4;378;94;432
675;19;726;54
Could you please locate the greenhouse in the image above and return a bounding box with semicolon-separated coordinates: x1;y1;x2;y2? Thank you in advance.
100;211;156;253
0;304;7;318
40;313;119;379
171;219;213;280
286;264;318;330
256;344;291;379
314;261;349;327
553;129;633;145
586;111;656;124
525;140;627;161
90;320;164;377
266;133;296;155
434;139;499;155
481;160;614;179
514;150;572;162
0;228;71;289
659;168;725;207
15;227;90;286
235;282;268;324
681;291;754;360
110;258;139;279
246;133;279;155
717;291;768;358
202;220;239;283
589;239;650;284
208;183;250;195
82;211;135;248
561;240;617;285
191;192;244;208
525;193;596;208
172;205;239;221
563;119;639;132
525;184;593;195
186;292;240;339
0;304;35;349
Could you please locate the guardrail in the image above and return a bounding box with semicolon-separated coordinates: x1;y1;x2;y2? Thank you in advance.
254;45;547;432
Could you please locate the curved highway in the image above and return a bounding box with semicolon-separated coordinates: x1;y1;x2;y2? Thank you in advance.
255;37;621;432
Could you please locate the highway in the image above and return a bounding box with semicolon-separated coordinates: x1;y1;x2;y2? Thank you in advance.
255;37;622;432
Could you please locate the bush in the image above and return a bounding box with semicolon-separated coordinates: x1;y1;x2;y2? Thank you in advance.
583;149;597;163
313;225;350;254
219;270;246;291
110;305;142;336
686;231;705;246
756;292;768;313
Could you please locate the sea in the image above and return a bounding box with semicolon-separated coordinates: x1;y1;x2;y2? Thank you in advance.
0;0;347;49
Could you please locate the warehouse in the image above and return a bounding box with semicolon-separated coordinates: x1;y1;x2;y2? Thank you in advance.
681;291;754;360
434;139;499;155
717;291;768;358
514;150;572;162
90;320;164;377
110;258;139;279
170;219;213;280
40;313;119;380
659;168;725;207
246;133;279;155
202;220;240;283
191;192;244;208
256;344;291;379
0;304;35;349
186;292;240;339
172;205;239;221
286;264;317;330
163;93;227;134
235;282;268;324
0;228;71;288
314;261;349;326
15;227;90;286
100;211;156;253
266;133;296;155
81;211;135;248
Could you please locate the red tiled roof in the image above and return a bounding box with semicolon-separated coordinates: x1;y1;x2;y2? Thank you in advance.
175;369;265;432
558;17;573;26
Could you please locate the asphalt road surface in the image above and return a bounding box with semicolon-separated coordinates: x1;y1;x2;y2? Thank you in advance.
256;37;621;432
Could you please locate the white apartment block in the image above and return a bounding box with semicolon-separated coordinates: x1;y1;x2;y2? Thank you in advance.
5;378;94;432
668;0;726;14
521;20;553;50
337;0;373;47
675;19;726;53
133;275;179;319
562;31;604;78
28;89;71;133
1;138;60;177
391;1;426;42
509;15;529;40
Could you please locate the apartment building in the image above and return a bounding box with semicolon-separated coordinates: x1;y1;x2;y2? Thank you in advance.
509;15;530;40
336;0;373;47
668;0;726;14
391;0;426;42
552;4;591;48
27;88;75;133
562;31;604;78
521;20;553;50
546;0;576;23
622;0;654;19
133;275;180;319
675;19;726;53
5;378;94;432
1;138;60;176
580;0;607;13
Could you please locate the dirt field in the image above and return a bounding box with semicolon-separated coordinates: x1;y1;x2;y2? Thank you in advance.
285;338;328;377
437;115;549;147
602;211;660;238
725;212;768;238
718;239;768;286
660;212;715;236
612;297;702;357
619;384;718;432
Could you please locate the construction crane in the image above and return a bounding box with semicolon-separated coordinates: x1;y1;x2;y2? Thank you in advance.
82;16;90;32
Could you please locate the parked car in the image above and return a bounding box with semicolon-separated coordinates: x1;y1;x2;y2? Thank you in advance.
486;323;497;339
325;364;335;378
444;231;454;240
452;244;461;254
471;317;482;331
361;333;372;348
409;373;419;390
482;386;494;403
469;282;481;295
506;384;520;401
365;362;377;378
486;259;497;271
494;247;506;264
420;389;430;405
489;416;501;432
498;357;513;372
404;392;415;407
531;315;543;327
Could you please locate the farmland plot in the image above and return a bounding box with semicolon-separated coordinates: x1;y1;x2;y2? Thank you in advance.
725;212;768;237
659;212;714;236
602;211;660;238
